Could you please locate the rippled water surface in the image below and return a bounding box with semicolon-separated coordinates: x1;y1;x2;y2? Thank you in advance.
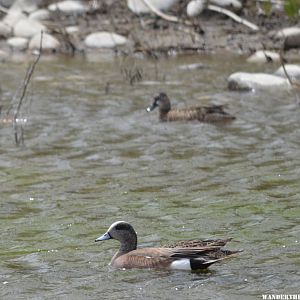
0;54;299;299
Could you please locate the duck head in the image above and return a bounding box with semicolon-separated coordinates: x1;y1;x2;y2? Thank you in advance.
95;221;137;252
147;92;171;113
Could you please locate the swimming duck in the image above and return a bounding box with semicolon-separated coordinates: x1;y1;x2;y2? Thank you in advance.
146;92;235;123
95;221;241;271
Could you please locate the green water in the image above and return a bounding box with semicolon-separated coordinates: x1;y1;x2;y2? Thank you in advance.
0;54;299;299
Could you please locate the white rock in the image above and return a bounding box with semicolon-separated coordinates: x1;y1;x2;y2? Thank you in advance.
29;33;60;51
0;22;12;37
211;0;242;9
84;32;127;48
247;50;280;63
127;0;178;14
1;0;37;31
14;0;38;14
14;19;46;38
2;6;26;28
7;37;28;50
29;9;50;21
48;0;89;14
187;0;205;17
65;26;79;34
228;72;290;91
275;64;300;80
275;27;300;39
178;63;205;70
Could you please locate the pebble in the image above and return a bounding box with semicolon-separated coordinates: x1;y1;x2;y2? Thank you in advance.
187;0;205;17
7;36;28;50
65;26;79;34
48;0;89;14
228;72;290;91
29;9;51;21
84;32;127;48
274;64;300;80
275;27;300;39
29;33;60;51
127;0;178;14
247;50;280;63
178;63;206;70
13;19;46;38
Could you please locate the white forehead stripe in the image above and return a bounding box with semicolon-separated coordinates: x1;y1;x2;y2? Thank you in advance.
108;221;127;231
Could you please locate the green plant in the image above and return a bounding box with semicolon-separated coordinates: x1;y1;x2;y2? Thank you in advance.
284;0;300;18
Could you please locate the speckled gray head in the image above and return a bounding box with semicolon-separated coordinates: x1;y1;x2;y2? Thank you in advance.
146;92;168;112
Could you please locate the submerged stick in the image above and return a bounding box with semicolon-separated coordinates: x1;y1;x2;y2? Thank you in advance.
13;31;43;145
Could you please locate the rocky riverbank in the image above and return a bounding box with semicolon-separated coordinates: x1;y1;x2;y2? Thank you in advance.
0;0;300;60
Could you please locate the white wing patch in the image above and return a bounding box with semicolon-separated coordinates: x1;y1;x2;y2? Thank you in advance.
170;259;191;270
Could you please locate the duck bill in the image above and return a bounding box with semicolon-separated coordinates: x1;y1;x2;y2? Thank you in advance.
146;103;157;112
95;232;111;242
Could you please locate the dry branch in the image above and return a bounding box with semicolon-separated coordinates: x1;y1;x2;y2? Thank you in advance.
140;0;192;25
279;47;300;104
207;5;259;31
13;31;43;145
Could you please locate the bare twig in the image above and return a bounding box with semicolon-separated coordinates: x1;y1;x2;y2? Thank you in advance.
140;0;192;25
279;48;292;86
255;0;283;5
279;47;300;104
207;5;259;31
140;0;259;31
13;31;43;145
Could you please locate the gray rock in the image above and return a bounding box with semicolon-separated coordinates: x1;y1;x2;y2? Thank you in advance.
187;0;205;17
29;32;60;51
0;0;14;8
29;9;51;21
228;72;290;91
275;64;300;80
48;0;89;14
127;0;178;14
13;18;46;38
247;50;280;63
7;36;28;50
275;27;300;39
84;32;127;48
284;34;300;50
275;27;300;50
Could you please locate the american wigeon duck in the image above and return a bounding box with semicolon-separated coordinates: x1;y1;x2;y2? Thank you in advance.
146;92;235;123
95;221;241;271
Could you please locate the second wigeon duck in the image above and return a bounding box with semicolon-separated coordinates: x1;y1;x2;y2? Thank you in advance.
146;93;235;123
